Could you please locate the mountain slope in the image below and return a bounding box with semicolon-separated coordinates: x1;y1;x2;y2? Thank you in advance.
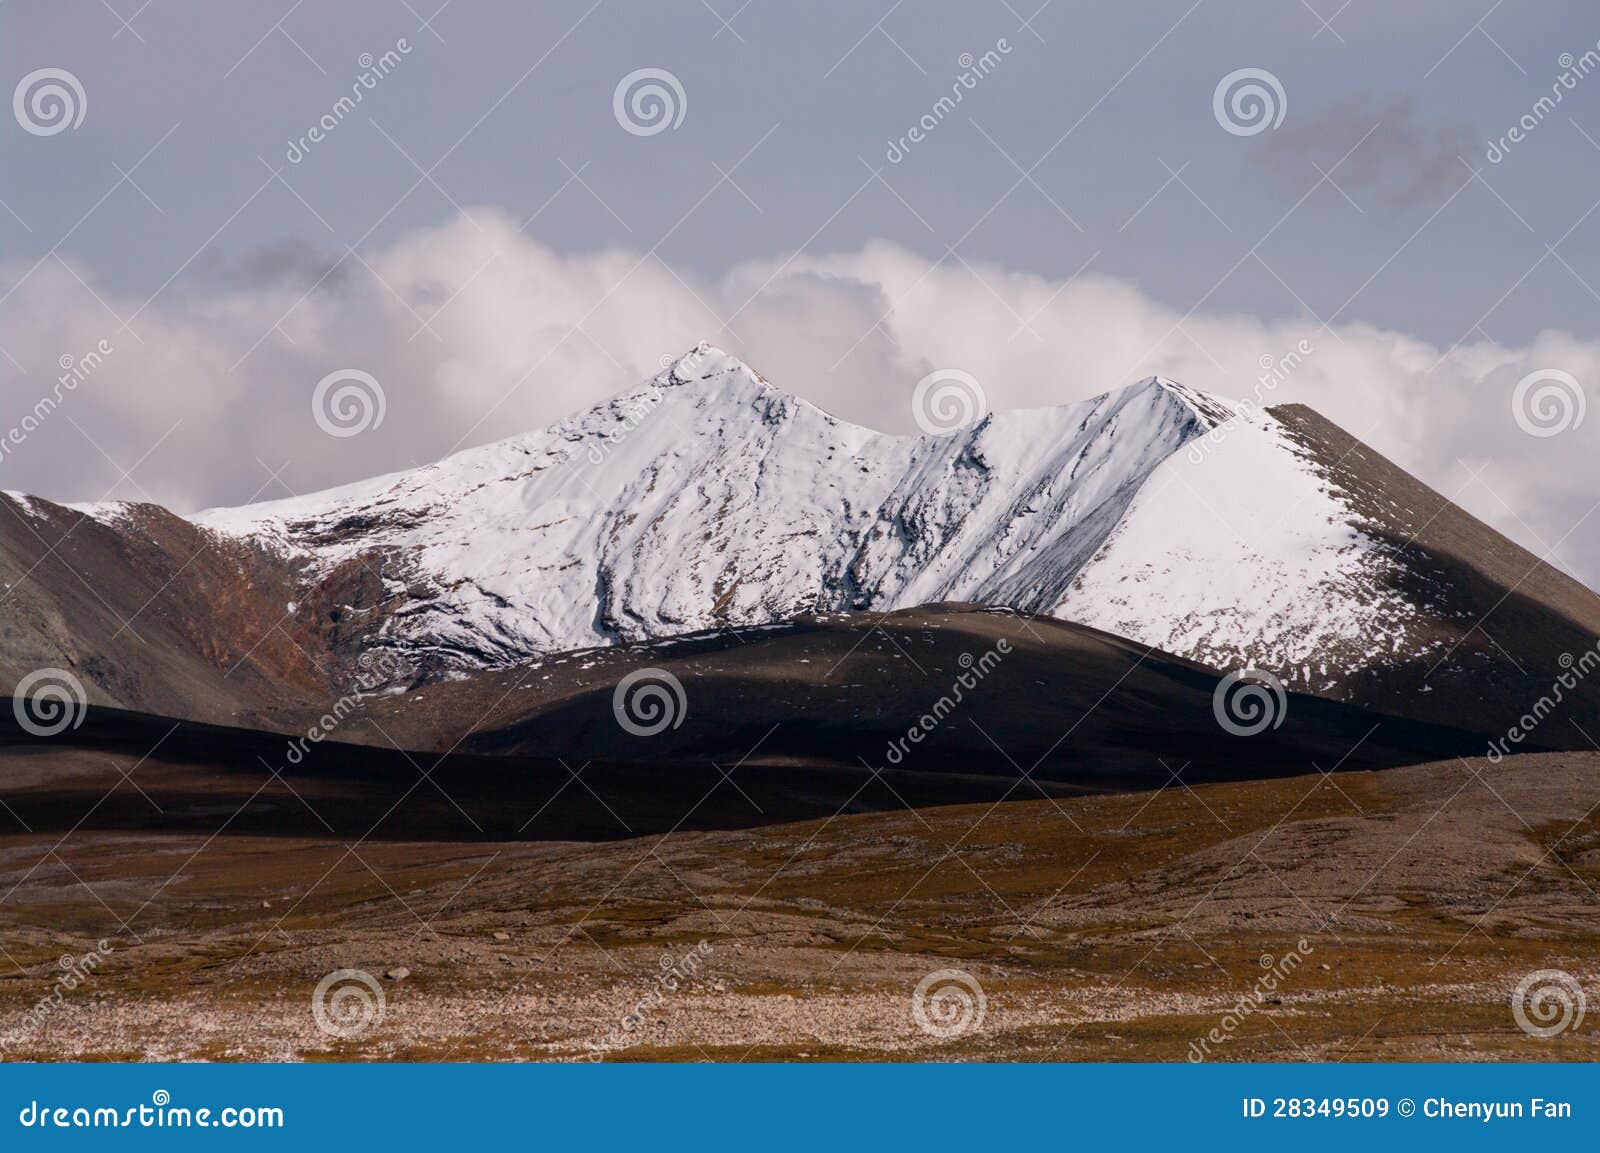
320;604;1489;782
7;344;1598;746
0;492;324;722
0;605;1491;841
191;345;1211;667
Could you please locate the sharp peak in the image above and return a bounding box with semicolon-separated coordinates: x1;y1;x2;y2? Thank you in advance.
637;347;1243;435
646;341;847;424
620;347;1248;441
658;348;1214;402
658;341;763;387
1139;375;1240;429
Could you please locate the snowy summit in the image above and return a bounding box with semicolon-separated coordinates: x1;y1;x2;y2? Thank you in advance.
189;343;1420;688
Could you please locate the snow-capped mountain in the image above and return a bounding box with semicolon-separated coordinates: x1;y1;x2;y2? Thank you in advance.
9;342;1600;744
187;344;1426;690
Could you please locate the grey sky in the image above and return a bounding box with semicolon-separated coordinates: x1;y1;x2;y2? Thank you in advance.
4;0;1595;336
3;0;1599;585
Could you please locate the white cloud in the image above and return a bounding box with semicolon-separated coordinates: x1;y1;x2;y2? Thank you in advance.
2;209;1595;587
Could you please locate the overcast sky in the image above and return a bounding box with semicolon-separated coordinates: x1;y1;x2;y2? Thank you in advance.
2;1;1598;587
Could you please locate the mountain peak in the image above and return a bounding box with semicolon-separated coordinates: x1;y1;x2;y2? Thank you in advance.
19;346;1600;755
1147;375;1239;429
660;341;758;388
176;350;1491;701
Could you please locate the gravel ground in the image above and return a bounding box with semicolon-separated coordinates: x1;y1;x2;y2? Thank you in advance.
2;752;1598;1062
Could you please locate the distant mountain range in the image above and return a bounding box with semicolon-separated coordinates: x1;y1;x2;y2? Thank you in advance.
4;343;1598;751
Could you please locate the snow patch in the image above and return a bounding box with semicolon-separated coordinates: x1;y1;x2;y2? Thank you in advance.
1063;404;1425;672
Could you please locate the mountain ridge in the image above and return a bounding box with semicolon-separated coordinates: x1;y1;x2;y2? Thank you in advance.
182;344;1222;669
5;343;1598;747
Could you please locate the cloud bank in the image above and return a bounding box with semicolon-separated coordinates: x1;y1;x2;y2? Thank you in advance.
1;209;1595;588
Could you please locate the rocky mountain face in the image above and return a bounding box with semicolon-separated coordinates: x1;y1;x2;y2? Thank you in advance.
6;344;1598;745
188;345;1207;670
